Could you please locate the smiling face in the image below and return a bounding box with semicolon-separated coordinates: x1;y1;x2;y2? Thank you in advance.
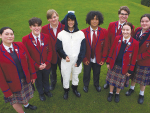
122;25;131;39
29;23;41;37
0;29;14;47
119;10;129;24
48;12;59;26
90;15;99;29
67;18;75;29
140;17;150;31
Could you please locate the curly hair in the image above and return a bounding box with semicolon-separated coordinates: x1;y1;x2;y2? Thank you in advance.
86;11;104;25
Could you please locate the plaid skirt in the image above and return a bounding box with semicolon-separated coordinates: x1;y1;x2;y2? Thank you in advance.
132;65;150;86
106;65;129;89
4;79;34;105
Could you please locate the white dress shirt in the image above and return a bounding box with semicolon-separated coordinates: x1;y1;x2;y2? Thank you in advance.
50;24;58;36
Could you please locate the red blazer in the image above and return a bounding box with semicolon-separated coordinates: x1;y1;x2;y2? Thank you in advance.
108;21;135;51
134;27;150;66
82;26;108;64
0;42;37;98
106;35;139;74
22;33;52;71
41;22;65;64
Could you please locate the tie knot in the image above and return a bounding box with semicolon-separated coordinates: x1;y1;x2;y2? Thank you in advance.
9;48;13;53
93;30;95;33
124;40;127;44
120;25;122;29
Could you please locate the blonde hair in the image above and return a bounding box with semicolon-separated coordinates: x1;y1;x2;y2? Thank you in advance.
46;9;59;19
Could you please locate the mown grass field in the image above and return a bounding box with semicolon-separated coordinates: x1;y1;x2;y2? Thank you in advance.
0;0;150;113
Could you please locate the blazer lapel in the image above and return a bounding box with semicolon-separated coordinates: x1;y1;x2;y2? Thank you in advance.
1;44;16;65
56;22;63;38
13;43;20;61
40;33;45;54
48;24;56;40
116;36;122;56
29;33;40;53
96;27;101;45
86;26;92;49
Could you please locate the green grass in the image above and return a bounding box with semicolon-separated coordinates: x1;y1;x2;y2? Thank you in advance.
0;0;150;113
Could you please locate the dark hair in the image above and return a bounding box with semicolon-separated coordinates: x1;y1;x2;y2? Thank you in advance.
140;14;150;22
0;27;14;44
118;6;130;15
28;17;42;26
86;11;104;25
0;27;14;34
123;22;133;31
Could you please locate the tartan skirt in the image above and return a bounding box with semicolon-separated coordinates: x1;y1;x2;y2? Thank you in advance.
4;79;34;105
106;65;129;89
132;65;150;86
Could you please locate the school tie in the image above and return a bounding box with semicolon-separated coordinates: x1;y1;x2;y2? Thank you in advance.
91;30;96;59
117;24;122;35
36;37;41;52
9;48;13;53
124;40;127;44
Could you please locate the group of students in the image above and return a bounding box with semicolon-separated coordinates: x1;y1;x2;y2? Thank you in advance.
0;5;150;113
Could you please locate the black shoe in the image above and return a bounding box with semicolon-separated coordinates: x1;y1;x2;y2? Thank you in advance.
39;94;46;101
44;91;53;97
138;95;144;104
49;84;55;91
83;86;88;93
125;89;134;96
107;93;113;102
104;83;109;89
114;94;120;103
24;104;37;110
113;87;116;93
63;92;68;100
95;86;101;92
73;90;81;97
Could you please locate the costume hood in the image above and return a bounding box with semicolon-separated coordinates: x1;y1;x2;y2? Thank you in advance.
61;12;79;33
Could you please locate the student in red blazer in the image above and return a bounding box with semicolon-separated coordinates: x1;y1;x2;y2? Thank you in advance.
125;14;150;104
106;22;139;103
104;6;135;89
41;9;65;90
22;17;53;101
0;27;37;113
82;11;108;93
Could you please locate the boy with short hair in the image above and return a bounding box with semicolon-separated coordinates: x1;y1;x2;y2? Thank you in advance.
41;9;65;91
22;17;53;101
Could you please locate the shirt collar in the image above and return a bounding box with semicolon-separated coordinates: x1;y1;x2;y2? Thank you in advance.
123;36;130;43
32;32;40;40
50;24;58;29
90;26;98;32
3;43;13;52
118;21;125;27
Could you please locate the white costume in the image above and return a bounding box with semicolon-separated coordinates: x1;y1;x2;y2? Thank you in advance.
57;30;85;88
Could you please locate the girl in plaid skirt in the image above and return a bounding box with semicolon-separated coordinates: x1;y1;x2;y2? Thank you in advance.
106;22;139;103
125;14;150;104
0;27;37;113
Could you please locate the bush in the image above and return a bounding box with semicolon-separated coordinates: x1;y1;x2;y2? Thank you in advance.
141;0;150;7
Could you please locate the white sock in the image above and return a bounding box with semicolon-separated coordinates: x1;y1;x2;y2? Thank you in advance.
24;103;29;107
130;86;135;90
109;92;113;94
139;90;144;96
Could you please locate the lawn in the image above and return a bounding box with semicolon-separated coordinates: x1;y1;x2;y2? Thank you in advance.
0;0;150;113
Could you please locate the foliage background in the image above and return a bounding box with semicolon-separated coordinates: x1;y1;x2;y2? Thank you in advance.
0;0;150;113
